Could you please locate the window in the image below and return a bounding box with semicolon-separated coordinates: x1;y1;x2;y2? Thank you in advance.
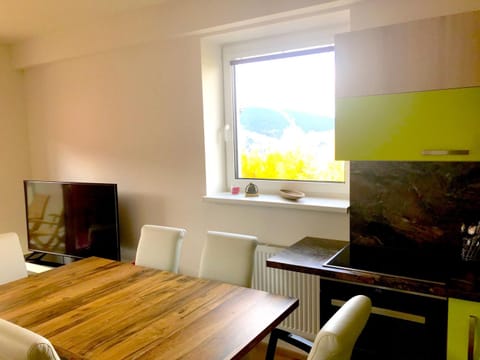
223;38;347;198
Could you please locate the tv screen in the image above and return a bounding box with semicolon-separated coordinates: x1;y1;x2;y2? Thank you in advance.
24;180;120;261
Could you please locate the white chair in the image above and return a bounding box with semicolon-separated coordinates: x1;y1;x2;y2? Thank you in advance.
265;295;372;360
135;225;186;273
198;231;258;287
0;318;61;360
0;232;28;285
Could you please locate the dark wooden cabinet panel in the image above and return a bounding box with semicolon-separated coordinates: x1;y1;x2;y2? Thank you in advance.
320;279;448;360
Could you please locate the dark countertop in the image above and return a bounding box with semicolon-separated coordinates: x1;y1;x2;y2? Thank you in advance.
267;237;480;302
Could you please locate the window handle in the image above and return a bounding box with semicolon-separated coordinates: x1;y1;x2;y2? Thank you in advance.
224;124;231;142
468;315;477;360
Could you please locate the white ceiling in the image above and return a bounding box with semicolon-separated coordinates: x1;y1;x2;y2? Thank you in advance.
0;0;172;44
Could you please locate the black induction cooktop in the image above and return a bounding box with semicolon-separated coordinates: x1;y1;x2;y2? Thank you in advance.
324;244;449;284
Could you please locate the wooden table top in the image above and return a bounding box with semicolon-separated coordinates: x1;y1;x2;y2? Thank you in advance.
267;237;347;275
0;257;298;360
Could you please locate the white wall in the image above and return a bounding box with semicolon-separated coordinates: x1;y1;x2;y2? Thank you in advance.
23;37;210;272
9;0;480;274
18;0;353;275
0;45;30;249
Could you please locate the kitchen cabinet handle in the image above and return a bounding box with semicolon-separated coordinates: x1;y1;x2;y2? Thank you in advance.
468;315;477;360
421;149;470;156
331;299;425;324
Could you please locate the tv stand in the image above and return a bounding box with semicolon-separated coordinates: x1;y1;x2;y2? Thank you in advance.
25;252;74;268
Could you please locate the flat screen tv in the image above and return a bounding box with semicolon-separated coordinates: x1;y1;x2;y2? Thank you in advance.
24;180;120;261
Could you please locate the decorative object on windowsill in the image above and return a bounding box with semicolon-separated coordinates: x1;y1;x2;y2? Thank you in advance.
245;183;259;197
279;189;305;201
461;221;480;262
231;186;240;195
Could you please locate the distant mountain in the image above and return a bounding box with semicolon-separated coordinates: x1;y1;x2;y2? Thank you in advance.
285;109;334;132
239;107;333;138
239;107;290;139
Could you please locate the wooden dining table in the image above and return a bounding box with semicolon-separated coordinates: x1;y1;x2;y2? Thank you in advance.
0;257;298;359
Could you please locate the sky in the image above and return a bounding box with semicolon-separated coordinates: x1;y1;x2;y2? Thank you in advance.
235;50;335;118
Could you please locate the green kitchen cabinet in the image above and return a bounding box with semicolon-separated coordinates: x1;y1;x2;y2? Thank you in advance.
448;298;480;360
334;10;480;161
335;87;480;161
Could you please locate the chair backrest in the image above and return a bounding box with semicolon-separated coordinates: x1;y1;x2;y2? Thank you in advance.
0;318;61;360
198;231;258;287
135;224;186;273
0;232;28;285
307;295;371;360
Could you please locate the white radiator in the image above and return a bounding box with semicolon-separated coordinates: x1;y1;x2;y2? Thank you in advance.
252;244;320;340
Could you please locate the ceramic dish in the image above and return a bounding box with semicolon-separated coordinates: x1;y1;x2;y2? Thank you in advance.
279;189;305;200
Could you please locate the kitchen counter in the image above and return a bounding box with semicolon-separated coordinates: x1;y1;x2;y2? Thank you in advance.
267;237;480;301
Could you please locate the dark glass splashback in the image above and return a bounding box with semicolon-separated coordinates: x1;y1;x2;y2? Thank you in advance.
350;161;480;264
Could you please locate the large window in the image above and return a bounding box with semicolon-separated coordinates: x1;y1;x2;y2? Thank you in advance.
223;39;347;197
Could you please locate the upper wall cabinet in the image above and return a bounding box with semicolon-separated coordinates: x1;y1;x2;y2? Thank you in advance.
335;10;480;161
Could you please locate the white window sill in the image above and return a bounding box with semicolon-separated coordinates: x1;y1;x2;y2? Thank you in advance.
203;193;349;213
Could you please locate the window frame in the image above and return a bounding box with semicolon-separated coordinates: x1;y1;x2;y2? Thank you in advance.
222;32;349;199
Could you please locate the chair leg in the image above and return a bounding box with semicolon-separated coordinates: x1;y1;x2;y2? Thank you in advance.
265;328;281;360
266;328;313;359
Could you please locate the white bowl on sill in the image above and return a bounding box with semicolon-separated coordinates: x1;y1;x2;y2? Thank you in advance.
279;189;305;201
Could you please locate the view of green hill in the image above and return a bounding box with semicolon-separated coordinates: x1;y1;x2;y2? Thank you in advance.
239;107;334;138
